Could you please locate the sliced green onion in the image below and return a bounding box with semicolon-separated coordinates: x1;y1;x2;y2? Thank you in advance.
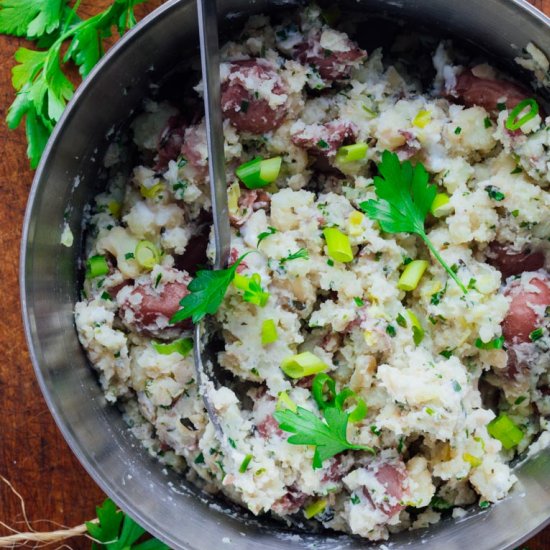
140;181;164;199
530;327;543;342
152;338;193;357
312;373;337;410
407;309;425;345
487;414;524;450
234;273;270;307
304;499;327;519
323;227;353;263
505;98;539;131
233;273;249;291
280;352;328;379
336;143;368;163
430;193;452;217
475;336;504;350
108;201;121;218
86;255;109;278
463;452;482;468
135;240;161;270
239;454;253;473
335;388;367;423
261;319;278;345
398;260;429;291
276;391;297;413
227;182;241;215
412;110;431;128
236;156;282;189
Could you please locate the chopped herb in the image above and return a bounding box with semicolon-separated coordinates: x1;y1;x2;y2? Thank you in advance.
228;438;237;449
475;336;505;350
511;209;519;217
430;287;446;305
240;100;249;113
360;151;467;293
425;407;435;416
386;325;396;337
510;166;522;174
396;313;407;328
485;185;505;201
194;453;205;464
479;500;490;509
496;102;506;112
370;425;381;436
452;380;462;392
100;291;112;301
397;436;405;454
354;297;364;307
440;349;453;359
327;259;334;266
530;327;544;341
483;117;492;129
177;156;187;168
467;278;477;290
154;273;162;288
454;126;462;135
124;252;135;260
350;494;361;505
514;396;527;405
257;226;278;246
280;248;309;266
317;139;329;149
431;496;452;511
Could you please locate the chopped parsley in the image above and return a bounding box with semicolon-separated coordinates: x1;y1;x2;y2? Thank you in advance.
530;327;544;341
280;248;309;266
475;336;505;350
454;126;462;135
483;117;492;128
353;297;364;307
485;185;505;201
257;226;278;246
317;139;329;149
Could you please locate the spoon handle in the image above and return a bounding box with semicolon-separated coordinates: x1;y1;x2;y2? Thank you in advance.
197;0;231;270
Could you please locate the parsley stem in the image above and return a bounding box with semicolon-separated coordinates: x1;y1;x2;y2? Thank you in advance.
420;233;467;294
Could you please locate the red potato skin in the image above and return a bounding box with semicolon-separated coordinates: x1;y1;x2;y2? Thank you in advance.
488;243;545;280
155;115;187;172
503;276;550;345
229;189;271;227
295;35;366;81
361;461;407;518
450;70;530;112
221;60;288;134
118;272;192;335
291;120;358;157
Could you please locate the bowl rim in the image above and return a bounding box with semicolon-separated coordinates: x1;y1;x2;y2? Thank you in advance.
19;0;550;548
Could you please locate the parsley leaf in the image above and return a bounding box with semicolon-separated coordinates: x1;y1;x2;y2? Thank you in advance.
4;0;147;168
360;151;467;293
170;254;249;324
86;498;169;550
0;0;67;38
274;406;374;469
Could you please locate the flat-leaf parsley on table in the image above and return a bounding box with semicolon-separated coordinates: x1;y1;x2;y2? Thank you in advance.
360;150;467;293
86;498;169;550
1;0;149;168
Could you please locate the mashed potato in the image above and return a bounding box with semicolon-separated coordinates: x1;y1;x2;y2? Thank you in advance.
75;6;550;541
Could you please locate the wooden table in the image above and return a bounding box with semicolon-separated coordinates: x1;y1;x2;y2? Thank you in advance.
0;1;548;548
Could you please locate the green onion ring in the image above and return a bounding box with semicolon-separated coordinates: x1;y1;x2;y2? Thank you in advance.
312;373;337;410
335;388;368;423
505;98;539;131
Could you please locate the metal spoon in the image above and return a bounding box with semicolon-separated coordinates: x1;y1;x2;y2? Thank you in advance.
194;0;232;441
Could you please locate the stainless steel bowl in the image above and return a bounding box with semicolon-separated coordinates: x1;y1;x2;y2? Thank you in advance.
21;1;550;548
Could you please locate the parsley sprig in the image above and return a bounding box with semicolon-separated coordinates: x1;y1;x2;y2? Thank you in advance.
1;0;148;168
274;374;374;469
86;498;169;550
360;151;467;293
170;254;249;324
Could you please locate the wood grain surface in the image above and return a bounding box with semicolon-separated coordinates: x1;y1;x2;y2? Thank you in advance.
0;1;548;548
